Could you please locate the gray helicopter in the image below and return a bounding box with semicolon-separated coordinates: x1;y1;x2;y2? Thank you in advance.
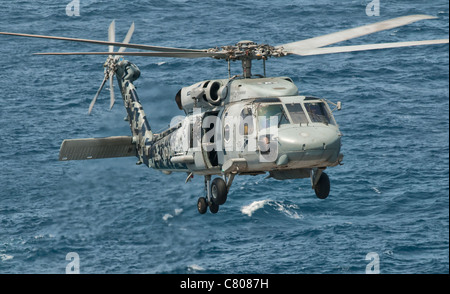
1;15;448;214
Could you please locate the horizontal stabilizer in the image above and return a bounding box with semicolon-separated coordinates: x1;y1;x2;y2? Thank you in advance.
59;136;136;161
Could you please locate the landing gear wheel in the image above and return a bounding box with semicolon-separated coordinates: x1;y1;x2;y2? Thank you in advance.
314;172;330;199
211;177;228;205
197;197;207;214
209;202;219;214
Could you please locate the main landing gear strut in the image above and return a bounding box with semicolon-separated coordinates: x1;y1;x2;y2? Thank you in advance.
197;174;235;214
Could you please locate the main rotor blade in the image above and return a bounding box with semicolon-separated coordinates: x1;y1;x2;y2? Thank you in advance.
0;31;205;53
108;20;115;53
33;51;228;59
291;39;449;56
278;14;438;54
118;22;135;53
89;75;108;115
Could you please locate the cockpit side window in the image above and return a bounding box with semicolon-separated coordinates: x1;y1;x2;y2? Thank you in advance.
304;102;334;125
256;103;289;129
285;103;308;125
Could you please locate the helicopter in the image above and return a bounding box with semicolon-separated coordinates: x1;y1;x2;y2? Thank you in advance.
1;14;447;214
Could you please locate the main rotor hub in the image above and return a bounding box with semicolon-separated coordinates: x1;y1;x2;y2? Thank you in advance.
207;41;287;78
236;40;257;48
210;42;285;61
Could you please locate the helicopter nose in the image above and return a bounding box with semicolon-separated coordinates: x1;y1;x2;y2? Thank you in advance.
276;125;342;165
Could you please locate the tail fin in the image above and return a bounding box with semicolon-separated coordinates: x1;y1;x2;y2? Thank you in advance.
59;136;136;161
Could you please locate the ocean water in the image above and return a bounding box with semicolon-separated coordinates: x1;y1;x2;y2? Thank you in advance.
0;0;448;274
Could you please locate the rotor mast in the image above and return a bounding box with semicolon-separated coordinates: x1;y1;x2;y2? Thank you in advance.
237;40;256;78
240;56;266;78
241;58;252;78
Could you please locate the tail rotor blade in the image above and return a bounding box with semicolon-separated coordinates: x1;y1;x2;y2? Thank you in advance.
89;75;108;115
108;20;115;53
109;73;115;110
119;22;135;53
90;21;117;114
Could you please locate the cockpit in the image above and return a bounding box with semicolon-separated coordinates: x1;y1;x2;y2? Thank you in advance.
254;97;336;129
221;95;342;167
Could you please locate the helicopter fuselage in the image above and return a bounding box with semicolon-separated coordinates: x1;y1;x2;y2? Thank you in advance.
114;60;343;182
57;59;343;213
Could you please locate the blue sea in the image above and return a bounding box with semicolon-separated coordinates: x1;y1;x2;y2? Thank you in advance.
0;0;448;274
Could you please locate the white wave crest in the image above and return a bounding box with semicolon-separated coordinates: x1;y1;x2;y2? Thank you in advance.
162;208;184;221
241;199;303;219
241;199;270;217
188;264;205;271
0;254;14;261
273;202;303;219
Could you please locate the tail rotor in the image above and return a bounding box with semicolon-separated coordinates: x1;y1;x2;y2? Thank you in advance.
88;20;134;115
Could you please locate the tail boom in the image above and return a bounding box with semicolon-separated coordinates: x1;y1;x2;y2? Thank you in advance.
115;60;153;166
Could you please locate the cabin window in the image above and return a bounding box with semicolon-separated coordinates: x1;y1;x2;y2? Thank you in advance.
304;102;334;125
285;103;308;124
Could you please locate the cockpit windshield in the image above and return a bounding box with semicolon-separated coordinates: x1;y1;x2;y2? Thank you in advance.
256;104;289;129
285;103;308;124
304;102;334;125
255;101;335;127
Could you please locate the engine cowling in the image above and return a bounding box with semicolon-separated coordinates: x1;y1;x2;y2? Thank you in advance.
204;80;222;105
176;79;228;112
